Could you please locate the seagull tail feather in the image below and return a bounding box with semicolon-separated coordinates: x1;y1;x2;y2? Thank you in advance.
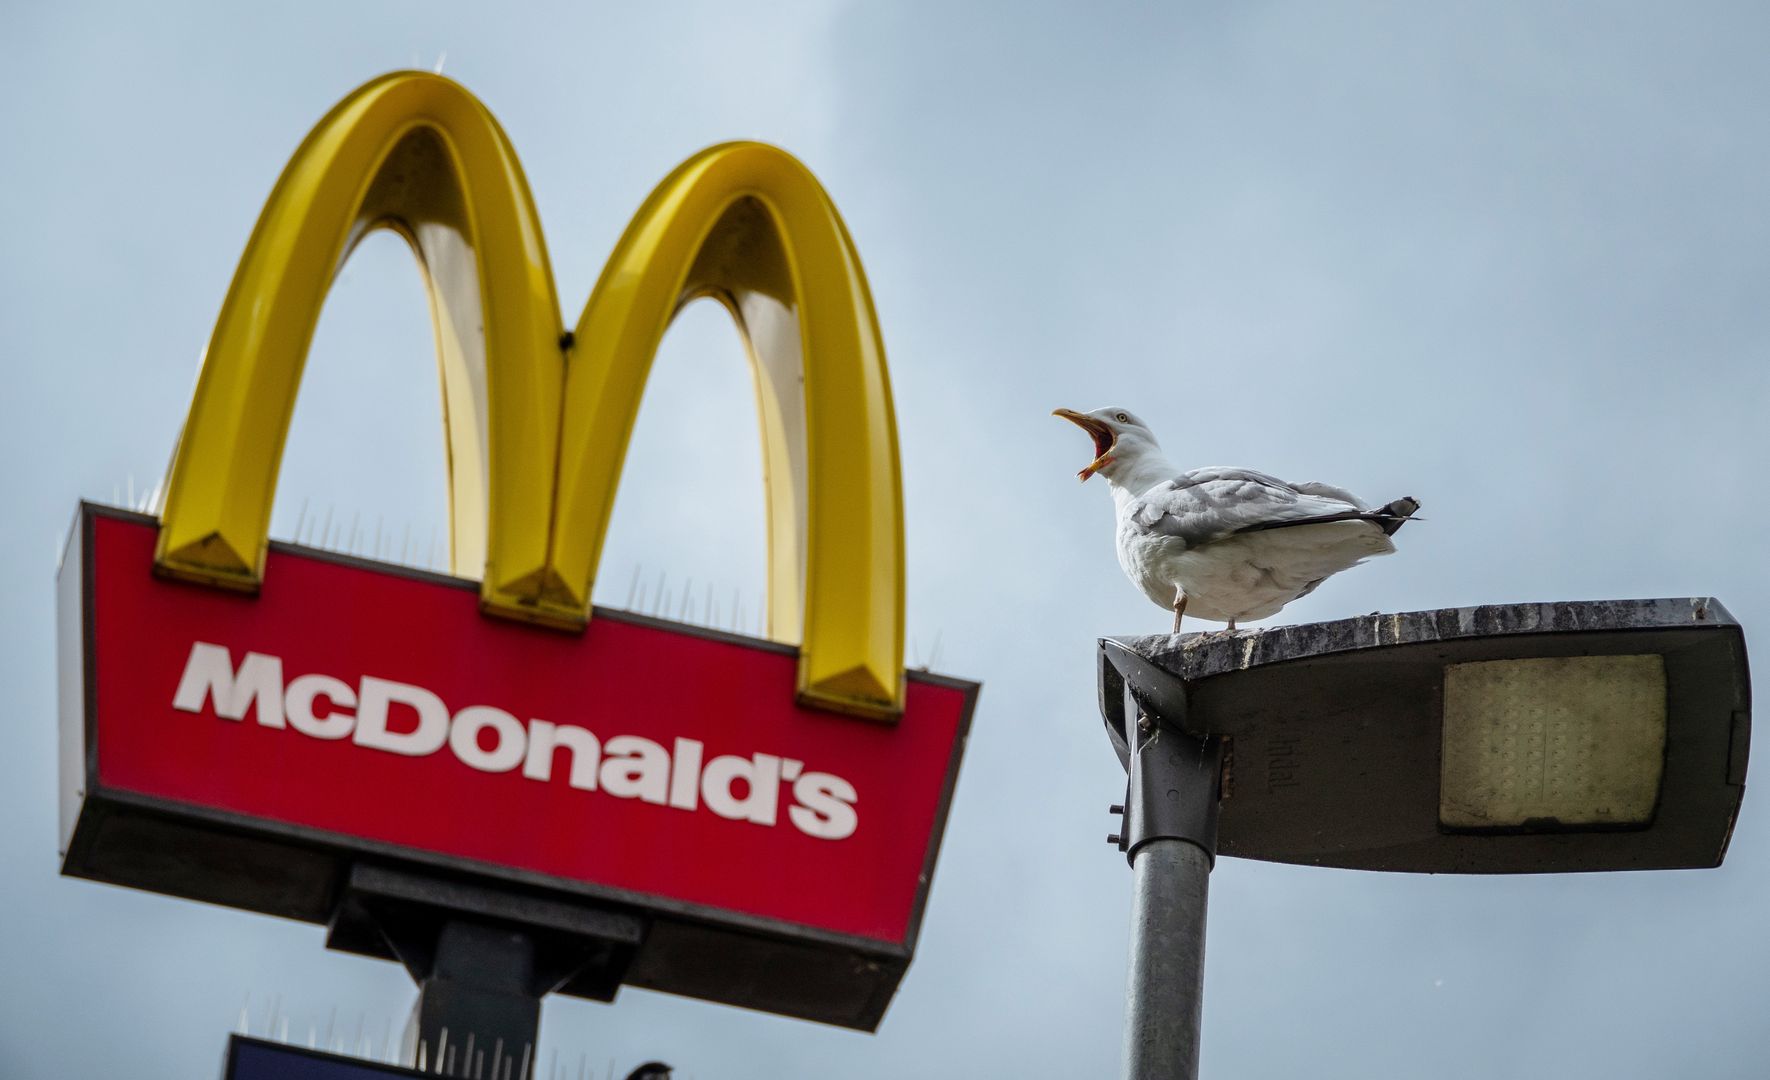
1373;496;1421;536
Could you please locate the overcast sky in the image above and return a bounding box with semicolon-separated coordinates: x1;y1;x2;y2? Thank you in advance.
6;3;1770;1078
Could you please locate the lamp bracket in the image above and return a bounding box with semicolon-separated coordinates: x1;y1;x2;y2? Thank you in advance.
1104;657;1224;867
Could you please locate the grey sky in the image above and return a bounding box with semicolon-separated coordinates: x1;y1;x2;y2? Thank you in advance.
5;2;1770;1077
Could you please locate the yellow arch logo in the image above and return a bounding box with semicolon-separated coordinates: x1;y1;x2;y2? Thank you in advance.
154;72;906;718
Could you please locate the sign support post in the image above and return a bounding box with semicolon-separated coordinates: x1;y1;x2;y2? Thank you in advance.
1109;675;1223;1080
327;862;647;1073
408;920;544;1070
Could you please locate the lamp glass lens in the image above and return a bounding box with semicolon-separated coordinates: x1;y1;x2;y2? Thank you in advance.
1440;654;1666;830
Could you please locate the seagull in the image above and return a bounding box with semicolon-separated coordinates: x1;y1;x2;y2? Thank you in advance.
1054;406;1419;633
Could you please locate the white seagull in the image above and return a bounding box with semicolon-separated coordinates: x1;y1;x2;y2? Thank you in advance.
1055;406;1419;633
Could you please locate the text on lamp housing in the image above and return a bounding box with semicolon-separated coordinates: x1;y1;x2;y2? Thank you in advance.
170;642;860;840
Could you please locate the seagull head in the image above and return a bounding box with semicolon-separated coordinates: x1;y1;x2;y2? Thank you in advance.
1052;406;1160;482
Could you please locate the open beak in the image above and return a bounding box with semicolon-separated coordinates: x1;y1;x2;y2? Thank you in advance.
1052;408;1117;481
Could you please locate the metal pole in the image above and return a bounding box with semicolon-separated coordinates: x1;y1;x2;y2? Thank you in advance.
1123;838;1212;1080
1103;657;1222;1080
331;863;646;1080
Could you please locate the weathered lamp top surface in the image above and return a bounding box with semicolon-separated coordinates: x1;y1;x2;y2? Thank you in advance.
1110;597;1736;684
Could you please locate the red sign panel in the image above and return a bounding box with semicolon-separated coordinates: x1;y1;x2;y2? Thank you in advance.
71;511;972;947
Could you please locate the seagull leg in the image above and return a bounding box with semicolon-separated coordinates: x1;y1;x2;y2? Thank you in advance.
1226;617;1238;632
1171;588;1187;634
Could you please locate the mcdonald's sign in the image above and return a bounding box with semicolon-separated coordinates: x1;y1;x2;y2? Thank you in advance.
56;73;976;1030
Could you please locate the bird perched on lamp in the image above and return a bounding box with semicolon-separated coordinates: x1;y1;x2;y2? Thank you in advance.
1055;406;1419;634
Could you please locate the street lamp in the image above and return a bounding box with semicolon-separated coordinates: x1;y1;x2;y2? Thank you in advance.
1098;598;1750;1080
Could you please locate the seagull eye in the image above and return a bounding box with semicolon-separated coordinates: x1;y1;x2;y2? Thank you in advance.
1114;412;1130;423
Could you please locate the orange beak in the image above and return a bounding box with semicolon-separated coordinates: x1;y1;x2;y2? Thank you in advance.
1053;408;1117;481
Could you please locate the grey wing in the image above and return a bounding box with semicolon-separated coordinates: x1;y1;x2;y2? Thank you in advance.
1126;467;1366;548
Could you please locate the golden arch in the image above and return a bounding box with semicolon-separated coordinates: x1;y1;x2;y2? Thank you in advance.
156;72;906;718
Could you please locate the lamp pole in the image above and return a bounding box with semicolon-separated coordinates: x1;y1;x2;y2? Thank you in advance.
1111;679;1224;1080
1124;841;1212;1080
